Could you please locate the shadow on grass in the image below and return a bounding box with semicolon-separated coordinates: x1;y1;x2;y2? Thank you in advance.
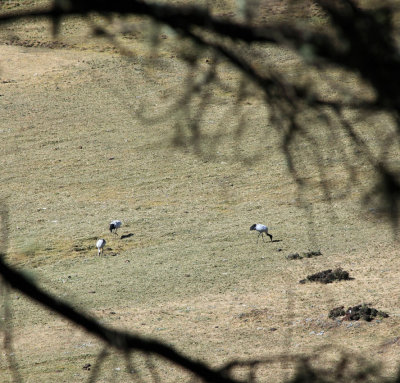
120;233;134;239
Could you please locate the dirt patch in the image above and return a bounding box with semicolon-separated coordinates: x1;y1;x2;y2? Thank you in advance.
72;244;91;252
287;251;322;260
5;37;74;49
303;250;322;258
236;308;269;321
380;337;400;352
0;44;91;82
287;253;302;260
329;304;389;322
299;268;352;284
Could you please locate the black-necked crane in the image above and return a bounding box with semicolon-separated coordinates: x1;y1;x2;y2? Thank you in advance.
250;224;273;242
96;239;106;256
109;220;122;234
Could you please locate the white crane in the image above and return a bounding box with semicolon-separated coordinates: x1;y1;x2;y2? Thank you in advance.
96;239;106;256
109;220;122;234
250;224;273;242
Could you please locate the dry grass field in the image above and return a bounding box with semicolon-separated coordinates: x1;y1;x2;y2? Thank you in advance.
0;1;400;382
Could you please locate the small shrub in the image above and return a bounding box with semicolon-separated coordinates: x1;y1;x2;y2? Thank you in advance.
329;304;389;322
299;268;352;284
328;306;346;319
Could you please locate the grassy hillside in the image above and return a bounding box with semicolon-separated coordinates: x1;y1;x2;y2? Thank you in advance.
0;4;400;383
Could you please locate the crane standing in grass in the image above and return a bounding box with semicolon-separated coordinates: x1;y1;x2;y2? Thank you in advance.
109;220;122;235
96;239;106;256
250;224;273;242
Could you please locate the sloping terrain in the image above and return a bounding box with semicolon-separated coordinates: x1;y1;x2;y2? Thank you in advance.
0;4;400;383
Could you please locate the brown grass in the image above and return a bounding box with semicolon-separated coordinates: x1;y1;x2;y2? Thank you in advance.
0;3;400;382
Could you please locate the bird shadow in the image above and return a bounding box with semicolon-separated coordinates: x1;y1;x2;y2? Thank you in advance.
120;233;134;240
271;239;282;243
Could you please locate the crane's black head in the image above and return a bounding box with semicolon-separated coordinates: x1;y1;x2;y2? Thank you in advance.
250;224;256;231
109;223;115;232
268;233;273;242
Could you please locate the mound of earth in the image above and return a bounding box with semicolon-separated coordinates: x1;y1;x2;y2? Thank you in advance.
329;304;389;322
299;268;352;284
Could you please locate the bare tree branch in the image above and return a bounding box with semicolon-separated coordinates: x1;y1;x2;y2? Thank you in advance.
1;0;400;380
0;204;241;383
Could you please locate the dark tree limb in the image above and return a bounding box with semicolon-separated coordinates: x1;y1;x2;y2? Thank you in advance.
0;252;241;383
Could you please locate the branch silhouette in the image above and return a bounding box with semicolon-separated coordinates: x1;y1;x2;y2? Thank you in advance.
1;0;400;381
0;209;241;383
